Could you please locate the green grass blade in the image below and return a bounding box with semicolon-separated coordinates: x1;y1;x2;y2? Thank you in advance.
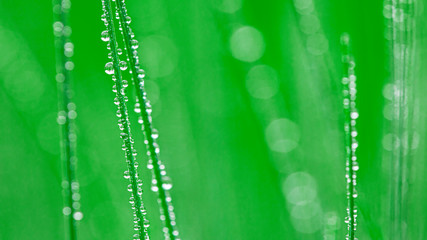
52;0;82;239
113;1;180;239
101;0;150;239
386;1;415;239
340;33;358;240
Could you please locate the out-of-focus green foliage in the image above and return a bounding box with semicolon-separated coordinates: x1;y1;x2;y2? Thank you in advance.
0;0;426;239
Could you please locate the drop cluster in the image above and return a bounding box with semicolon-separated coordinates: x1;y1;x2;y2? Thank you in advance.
100;0;180;239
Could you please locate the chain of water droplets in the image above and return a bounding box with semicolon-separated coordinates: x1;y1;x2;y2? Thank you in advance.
105;0;180;239
340;33;359;240
101;1;150;239
52;0;82;239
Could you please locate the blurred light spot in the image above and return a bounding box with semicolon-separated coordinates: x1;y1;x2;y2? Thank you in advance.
245;64;279;99
299;14;320;35
324;211;340;230
0;26;47;109
306;33;328;55
37;113;60;155
293;0;313;11
3;70;45;103
290;201;322;233
383;4;394;19
282;172;317;205
63;207;72;215
382;133;399;151
265;118;300;153
145;80;160;104
383;103;394;120
211;0;242;13
230;26;265;62
73;211;83;221
382;83;395;100
140;35;178;78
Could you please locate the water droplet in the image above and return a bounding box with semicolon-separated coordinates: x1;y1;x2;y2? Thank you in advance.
126;16;132;24
162;176;173;190
101;30;110;42
143;218;150;228
151;129;159;139
151;185;159;192
73;211;83;221
131;39;139;49
119;61;128;70
63;207;72;215
124;170;130;179
105;62;114;74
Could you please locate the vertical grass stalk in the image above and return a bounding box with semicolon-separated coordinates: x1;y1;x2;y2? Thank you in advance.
387;0;415;238
52;0;82;239
113;1;180;239
340;33;359;240
101;0;150;239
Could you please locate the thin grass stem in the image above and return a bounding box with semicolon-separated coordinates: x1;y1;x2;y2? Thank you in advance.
112;1;180;239
101;0;150;239
52;0;82;239
340;33;358;240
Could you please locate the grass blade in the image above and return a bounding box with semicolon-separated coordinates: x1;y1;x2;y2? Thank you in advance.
340;33;359;240
113;1;180;239
101;0;150;239
386;0;415;238
52;0;82;239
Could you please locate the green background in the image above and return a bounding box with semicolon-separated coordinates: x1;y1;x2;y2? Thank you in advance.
0;0;426;239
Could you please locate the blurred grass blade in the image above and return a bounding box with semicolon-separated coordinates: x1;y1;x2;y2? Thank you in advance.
386;1;416;239
52;0;82;239
101;0;150;239
340;33;358;240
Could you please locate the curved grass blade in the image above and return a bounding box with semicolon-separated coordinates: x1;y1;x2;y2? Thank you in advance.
101;0;150;239
340;33;359;240
52;0;82;239
113;1;180;239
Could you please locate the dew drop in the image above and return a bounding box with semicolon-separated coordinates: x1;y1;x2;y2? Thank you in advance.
162;176;173;190
124;170;130;179
119;61;128;70
105;62;114;74
131;39;139;49
126;16;132;24
151;129;159;139
101;30;110;42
